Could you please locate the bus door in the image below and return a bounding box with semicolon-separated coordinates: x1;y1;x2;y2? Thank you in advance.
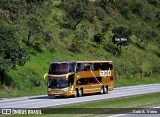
88;77;101;93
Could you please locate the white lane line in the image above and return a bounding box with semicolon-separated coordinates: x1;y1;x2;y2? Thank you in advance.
107;114;126;117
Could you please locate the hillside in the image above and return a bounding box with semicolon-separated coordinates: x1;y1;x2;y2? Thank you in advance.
0;0;160;98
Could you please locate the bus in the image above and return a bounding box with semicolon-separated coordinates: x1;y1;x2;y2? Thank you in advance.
44;61;114;97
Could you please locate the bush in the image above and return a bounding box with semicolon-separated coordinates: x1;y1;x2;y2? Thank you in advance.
44;31;53;42
131;2;143;16
102;21;111;32
93;32;105;47
76;25;89;40
68;37;83;53
29;77;41;87
95;7;106;21
140;62;153;77
147;0;159;6
116;0;131;19
120;6;131;19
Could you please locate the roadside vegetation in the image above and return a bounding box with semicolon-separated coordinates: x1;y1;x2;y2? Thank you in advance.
0;0;160;98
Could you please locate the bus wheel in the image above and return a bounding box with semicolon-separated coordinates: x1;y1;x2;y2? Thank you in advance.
104;86;108;94
105;86;108;94
55;96;60;98
100;87;104;94
74;89;78;97
79;88;83;97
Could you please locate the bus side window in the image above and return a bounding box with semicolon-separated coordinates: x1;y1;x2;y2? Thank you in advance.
69;63;74;72
94;63;101;70
89;78;98;84
104;63;113;70
109;63;113;70
97;77;102;83
76;78;88;85
76;63;81;72
90;64;94;71
84;66;90;71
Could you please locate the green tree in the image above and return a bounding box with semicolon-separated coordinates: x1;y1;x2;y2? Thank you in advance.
112;26;132;53
93;33;105;47
27;16;44;46
61;0;86;30
0;22;28;85
131;2;143;16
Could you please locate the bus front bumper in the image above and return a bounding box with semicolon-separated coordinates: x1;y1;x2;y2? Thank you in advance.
48;88;74;97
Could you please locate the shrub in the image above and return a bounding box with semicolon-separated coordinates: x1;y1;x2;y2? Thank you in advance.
102;21;111;32
93;32;105;47
29;77;41;87
76;25;89;40
131;2;143;16
120;6;131;19
147;0;159;6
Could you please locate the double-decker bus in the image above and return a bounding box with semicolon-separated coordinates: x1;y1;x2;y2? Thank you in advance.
44;61;114;97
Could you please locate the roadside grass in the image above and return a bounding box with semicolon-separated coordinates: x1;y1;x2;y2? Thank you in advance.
3;92;160;117
114;73;160;87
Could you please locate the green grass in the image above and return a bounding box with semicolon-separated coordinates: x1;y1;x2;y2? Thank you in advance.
114;74;160;87
3;92;160;117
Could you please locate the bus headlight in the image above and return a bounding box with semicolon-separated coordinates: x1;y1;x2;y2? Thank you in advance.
48;88;51;92
63;88;68;91
69;86;73;91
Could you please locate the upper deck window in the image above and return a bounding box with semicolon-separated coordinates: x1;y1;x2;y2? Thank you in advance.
49;63;69;75
93;62;113;70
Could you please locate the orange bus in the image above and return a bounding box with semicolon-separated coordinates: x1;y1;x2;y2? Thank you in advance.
44;61;114;97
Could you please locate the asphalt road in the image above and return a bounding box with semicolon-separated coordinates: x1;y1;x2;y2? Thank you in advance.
0;83;160;109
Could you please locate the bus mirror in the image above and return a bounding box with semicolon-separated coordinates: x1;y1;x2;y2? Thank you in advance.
43;73;48;80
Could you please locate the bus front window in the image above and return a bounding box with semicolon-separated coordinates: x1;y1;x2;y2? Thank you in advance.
48;77;68;88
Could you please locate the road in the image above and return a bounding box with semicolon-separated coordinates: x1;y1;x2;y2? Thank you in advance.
0;83;160;109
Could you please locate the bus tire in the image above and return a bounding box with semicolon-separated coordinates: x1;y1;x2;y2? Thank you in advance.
105;86;108;94
104;86;108;94
55;96;60;98
100;87;104;94
79;88;83;97
74;89;78;97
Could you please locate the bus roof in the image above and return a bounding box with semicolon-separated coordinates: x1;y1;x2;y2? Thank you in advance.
52;61;113;64
76;61;113;63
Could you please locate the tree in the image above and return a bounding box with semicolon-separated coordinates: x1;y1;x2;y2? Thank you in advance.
112;26;132;53
61;0;86;30
27;16;44;46
93;33;105;47
99;0;116;9
0;23;28;85
131;2;143;16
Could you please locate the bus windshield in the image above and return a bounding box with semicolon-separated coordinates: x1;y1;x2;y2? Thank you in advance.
49;63;69;75
48;77;68;88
